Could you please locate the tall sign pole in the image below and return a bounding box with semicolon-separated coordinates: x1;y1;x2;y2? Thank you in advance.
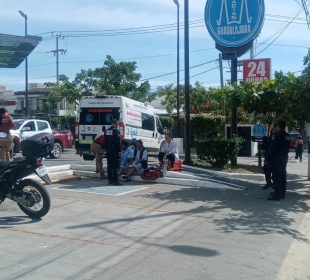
184;0;192;164
205;0;265;166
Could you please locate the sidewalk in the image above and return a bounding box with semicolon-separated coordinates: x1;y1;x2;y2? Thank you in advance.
237;152;309;178
37;152;309;194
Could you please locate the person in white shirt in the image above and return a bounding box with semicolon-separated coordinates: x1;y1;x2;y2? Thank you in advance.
158;132;178;168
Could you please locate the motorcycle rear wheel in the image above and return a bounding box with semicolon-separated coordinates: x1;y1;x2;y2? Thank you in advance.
16;179;51;218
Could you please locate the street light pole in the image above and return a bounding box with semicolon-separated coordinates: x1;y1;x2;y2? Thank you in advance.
19;10;29;116
173;0;180;137
183;0;192;164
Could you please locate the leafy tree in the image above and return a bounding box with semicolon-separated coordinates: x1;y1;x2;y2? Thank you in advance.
44;56;151;110
157;82;227;115
74;55;151;102
157;84;184;115
45;74;85;106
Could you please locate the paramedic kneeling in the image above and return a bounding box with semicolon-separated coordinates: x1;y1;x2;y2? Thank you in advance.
158;132;178;168
91;134;105;179
123;139;148;182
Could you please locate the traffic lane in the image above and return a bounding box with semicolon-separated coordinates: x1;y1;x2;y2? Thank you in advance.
1;179;309;279
0;181;195;280
43;148;86;167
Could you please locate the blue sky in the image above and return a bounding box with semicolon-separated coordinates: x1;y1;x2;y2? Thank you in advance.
0;0;309;92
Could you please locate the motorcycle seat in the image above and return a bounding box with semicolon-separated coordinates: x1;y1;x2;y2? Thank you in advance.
0;158;26;172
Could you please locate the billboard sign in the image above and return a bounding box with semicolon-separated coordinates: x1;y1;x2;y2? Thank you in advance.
243;58;271;83
205;0;265;48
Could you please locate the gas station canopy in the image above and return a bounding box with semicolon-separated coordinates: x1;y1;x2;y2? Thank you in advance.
0;33;42;68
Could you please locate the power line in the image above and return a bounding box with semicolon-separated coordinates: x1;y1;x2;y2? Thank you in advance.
189;67;219;79
37;13;308;40
256;8;304;56
141;59;218;81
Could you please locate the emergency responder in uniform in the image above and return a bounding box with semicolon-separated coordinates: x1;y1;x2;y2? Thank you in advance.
267;120;290;201
91;132;106;179
261;125;276;190
104;119;122;185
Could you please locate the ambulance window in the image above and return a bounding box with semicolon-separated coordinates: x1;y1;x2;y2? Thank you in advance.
142;113;155;131
80;108;120;125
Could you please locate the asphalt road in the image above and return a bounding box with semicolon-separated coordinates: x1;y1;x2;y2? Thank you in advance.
2;148;310;279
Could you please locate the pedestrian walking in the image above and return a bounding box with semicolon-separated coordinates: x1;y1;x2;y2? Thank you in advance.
294;135;304;162
91;134;106;179
267;120;290;201
0;108;16;161
104;119;122;185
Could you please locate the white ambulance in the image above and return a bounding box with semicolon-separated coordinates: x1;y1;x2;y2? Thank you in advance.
75;95;164;160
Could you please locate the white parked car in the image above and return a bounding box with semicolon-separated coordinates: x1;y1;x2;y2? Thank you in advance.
10;119;53;155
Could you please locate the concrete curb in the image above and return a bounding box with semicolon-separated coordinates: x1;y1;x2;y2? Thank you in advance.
32;164;262;191
183;164;265;181
131;175;246;191
72;168;247;191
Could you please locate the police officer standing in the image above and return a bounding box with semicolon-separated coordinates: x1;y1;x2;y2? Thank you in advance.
268;119;290;201
104;119;122;185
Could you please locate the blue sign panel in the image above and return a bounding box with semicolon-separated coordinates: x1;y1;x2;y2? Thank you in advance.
252;124;267;139
205;0;265;47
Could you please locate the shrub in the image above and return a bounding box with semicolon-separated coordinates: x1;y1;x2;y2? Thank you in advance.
196;137;244;168
191;114;225;145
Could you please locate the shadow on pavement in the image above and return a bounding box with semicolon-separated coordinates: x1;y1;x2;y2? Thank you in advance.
138;178;310;242
65;175;310;246
0;215;41;227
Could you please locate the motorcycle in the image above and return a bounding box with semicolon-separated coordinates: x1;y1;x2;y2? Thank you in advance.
0;133;53;219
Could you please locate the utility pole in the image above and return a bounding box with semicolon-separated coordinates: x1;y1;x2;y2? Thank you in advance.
173;0;181;137
219;53;225;115
18;10;29;116
231;56;238;166
219;54;224;89
48;34;66;114
183;0;192;164
51;34;67;85
250;47;254;59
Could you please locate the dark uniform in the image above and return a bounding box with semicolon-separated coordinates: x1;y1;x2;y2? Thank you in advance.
261;135;273;189
268;130;290;200
104;125;121;185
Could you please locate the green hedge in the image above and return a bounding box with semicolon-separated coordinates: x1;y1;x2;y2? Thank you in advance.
196;137;244;168
171;114;226;142
191;114;225;143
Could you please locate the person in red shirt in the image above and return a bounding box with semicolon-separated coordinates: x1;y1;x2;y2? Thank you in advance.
0;108;16;161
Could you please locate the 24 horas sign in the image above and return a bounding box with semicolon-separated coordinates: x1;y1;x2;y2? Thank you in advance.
243;58;271;83
205;0;265;48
